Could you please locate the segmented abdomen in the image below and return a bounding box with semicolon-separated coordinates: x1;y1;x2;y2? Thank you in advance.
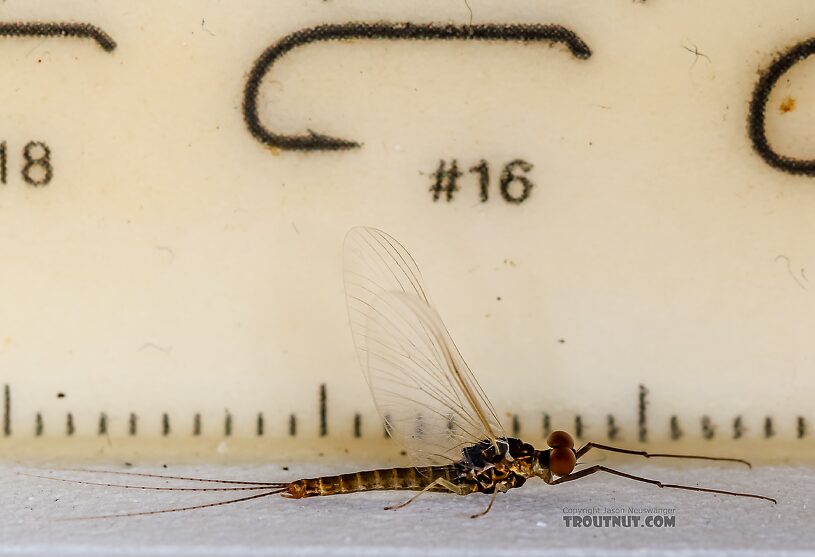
284;466;465;498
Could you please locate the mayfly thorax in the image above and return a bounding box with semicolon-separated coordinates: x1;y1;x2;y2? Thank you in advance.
27;227;777;518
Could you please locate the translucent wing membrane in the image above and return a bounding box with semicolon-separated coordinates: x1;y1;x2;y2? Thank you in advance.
343;227;505;465
364;292;506;464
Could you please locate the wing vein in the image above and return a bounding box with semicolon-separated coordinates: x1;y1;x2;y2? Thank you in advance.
343;227;506;465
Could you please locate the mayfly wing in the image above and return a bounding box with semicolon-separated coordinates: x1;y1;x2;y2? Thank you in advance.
343;226;506;465
364;291;507;464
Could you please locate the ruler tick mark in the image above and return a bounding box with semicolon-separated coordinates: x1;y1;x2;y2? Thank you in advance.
0;141;6;185
607;415;619;441
98;413;107;436
289;414;297;437
701;416;715;440
733;416;744;439
638;384;648;443
224;412;233;437
3;384;10;437
319;384;327;437
353;413;361;438
670;415;683;440
764;417;774;438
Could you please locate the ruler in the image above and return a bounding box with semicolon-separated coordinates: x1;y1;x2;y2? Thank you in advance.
0;0;814;456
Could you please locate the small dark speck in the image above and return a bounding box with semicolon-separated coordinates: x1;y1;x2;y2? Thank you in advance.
496;296;502;301
282;466;289;471
318;452;324;457
57;392;65;399
124;462;133;467
343;448;349;454
558;339;565;344
400;450;407;456
163;464;168;469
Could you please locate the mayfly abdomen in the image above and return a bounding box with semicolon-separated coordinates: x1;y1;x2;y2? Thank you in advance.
284;466;464;498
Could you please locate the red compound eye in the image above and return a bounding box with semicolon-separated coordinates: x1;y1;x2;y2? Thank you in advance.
550;447;576;476
546;430;575;449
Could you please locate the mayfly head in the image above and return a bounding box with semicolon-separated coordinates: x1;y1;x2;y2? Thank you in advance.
539;430;577;477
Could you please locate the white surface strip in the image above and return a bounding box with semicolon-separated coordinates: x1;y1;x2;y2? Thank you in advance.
1;461;812;557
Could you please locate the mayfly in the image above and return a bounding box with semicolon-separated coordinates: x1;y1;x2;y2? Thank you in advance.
32;226;776;518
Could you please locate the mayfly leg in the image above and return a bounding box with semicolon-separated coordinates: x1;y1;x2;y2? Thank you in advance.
384;477;465;511
469;490;499;519
384;475;499;519
550;465;777;503
574;442;752;467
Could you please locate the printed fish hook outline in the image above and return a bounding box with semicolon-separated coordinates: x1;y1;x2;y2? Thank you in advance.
242;22;592;152
0;22;116;52
748;37;815;176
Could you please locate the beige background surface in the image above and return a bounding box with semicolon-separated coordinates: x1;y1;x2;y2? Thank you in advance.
0;1;814;450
